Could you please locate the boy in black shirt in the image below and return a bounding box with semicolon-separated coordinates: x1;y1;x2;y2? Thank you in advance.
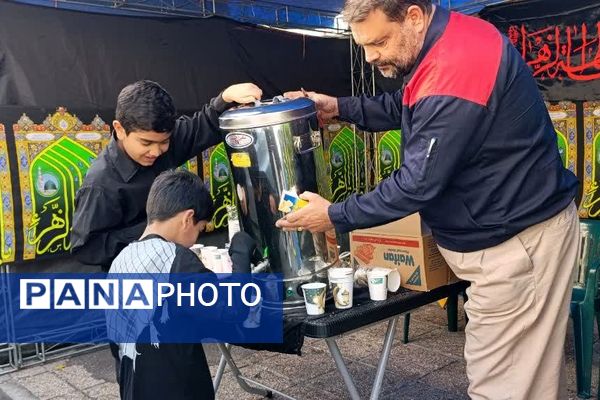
71;79;261;382
71;80;261;270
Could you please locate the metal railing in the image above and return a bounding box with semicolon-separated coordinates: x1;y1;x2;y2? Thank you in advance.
0;264;105;373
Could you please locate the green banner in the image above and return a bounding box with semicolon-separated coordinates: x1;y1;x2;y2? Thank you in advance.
329;126;366;203
204;143;234;229
15;110;110;261
581;102;600;218
376;130;402;182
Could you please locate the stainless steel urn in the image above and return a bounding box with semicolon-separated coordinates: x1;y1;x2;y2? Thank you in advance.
219;97;339;307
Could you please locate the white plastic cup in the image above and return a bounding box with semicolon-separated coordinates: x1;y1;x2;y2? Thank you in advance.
328;268;354;309
367;270;388;301
301;282;327;315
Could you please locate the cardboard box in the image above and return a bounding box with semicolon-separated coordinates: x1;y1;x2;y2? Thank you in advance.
350;214;449;292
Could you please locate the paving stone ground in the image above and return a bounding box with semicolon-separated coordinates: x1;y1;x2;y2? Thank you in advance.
0;302;596;399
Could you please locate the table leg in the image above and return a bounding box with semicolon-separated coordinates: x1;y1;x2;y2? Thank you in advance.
403;313;411;344
216;343;272;397
213;343;229;393
370;316;398;400
326;338;362;400
447;292;458;332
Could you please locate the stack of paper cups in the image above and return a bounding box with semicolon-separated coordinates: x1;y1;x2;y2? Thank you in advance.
328;268;354;309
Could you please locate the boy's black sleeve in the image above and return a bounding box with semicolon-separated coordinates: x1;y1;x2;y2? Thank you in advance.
167;94;234;168
71;187;145;269
169;232;259;275
169;246;245;324
229;232;261;274
170;245;213;274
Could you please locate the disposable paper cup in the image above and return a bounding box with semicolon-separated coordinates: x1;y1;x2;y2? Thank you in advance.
328;268;354;309
367;270;388;301
328;267;353;280
373;267;401;292
355;267;386;287
201;246;218;270
190;244;204;259
354;266;370;288
218;249;233;274
301;282;326;315
212;253;223;273
387;269;401;292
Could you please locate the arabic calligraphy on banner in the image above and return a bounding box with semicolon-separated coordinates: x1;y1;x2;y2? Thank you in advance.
177;156;199;176
545;102;578;174
480;3;600;100
323;123;366;203
14;108;111;260
0;124;16;264
202;143;234;231
508;22;600;81
374;130;402;183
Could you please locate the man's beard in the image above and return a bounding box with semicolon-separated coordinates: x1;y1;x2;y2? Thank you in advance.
376;63;400;79
376;63;398;79
375;32;421;79
375;58;416;79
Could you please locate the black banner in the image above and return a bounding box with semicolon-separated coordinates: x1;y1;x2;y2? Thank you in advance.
0;1;352;265
0;1;351;110
480;0;600;101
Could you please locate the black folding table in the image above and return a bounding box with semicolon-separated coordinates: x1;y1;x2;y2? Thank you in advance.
213;280;469;400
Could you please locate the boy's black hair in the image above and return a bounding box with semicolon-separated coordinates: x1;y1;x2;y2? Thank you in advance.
115;80;177;134
146;170;214;224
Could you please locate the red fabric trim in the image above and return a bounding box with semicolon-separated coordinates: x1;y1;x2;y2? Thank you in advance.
403;12;503;108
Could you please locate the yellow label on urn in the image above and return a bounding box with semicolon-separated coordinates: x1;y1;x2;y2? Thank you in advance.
231;152;251;168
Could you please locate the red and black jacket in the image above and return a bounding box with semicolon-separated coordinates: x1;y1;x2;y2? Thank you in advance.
329;6;578;252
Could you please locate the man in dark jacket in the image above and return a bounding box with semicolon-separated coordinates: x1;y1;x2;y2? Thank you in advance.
278;1;579;399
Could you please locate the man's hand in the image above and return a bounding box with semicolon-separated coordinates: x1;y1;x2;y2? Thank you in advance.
283;90;339;126
223;83;263;104
275;192;334;233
